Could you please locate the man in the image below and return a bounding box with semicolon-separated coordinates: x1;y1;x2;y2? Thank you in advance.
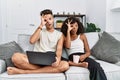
7;9;69;75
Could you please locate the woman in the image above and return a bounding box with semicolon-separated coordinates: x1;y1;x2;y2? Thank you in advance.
61;17;107;80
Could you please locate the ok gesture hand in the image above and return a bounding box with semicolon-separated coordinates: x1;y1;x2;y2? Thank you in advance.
40;15;47;27
66;20;73;32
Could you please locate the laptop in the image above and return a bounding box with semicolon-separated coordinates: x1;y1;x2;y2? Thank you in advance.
26;51;56;66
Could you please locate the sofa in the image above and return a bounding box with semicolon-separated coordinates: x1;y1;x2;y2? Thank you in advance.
0;32;120;80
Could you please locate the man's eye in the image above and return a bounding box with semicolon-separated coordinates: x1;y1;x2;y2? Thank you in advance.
44;20;47;22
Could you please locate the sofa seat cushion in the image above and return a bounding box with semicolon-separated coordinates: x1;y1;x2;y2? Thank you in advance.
0;72;65;80
65;66;89;80
65;60;120;80
96;60;120;80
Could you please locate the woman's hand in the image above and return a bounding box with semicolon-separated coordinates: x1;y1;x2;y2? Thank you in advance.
66;20;73;32
79;54;87;62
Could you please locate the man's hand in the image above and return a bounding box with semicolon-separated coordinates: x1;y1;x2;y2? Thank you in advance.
40;15;47;27
52;57;60;67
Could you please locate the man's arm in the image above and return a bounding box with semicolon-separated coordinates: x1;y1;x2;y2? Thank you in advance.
30;15;46;44
53;34;64;66
29;25;42;44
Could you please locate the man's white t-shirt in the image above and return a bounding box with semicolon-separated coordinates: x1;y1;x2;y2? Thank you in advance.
33;29;62;52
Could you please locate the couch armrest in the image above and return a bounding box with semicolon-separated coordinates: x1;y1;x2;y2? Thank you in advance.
0;59;6;73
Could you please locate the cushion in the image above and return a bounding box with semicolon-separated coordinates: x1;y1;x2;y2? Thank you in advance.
91;31;120;63
115;61;120;66
0;41;24;67
0;72;65;80
109;33;120;41
17;34;34;51
62;48;68;59
65;60;120;80
85;32;99;49
0;59;6;73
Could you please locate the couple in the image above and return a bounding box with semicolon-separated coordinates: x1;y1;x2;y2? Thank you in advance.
7;9;107;80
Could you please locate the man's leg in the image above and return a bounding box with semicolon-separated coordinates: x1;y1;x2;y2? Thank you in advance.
7;60;69;75
10;52;41;70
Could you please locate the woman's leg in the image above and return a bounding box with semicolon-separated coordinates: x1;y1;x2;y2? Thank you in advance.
84;57;107;80
68;53;88;68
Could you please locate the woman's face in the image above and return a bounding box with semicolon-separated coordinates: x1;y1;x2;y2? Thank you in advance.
70;22;78;35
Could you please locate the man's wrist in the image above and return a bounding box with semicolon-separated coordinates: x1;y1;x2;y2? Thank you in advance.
37;26;42;30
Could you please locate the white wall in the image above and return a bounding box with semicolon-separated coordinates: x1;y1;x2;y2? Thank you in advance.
106;0;120;32
0;0;7;44
1;0;87;43
0;0;2;43
86;0;120;32
1;0;120;43
86;0;106;31
6;0;86;28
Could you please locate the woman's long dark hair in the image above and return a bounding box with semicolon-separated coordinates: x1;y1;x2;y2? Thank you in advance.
61;17;84;37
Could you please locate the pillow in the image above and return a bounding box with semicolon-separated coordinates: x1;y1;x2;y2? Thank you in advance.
0;41;24;67
17;34;34;52
85;32;99;49
0;59;6;73
91;31;120;63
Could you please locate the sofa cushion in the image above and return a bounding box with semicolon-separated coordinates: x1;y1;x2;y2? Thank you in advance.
0;59;6;73
65;60;120;80
65;66;89;80
91;31;120;63
85;32;99;49
17;34;34;52
62;48;68;59
96;60;120;80
0;72;65;80
0;41;24;67
109;33;120;41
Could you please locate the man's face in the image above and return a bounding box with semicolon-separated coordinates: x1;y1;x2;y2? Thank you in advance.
43;14;54;28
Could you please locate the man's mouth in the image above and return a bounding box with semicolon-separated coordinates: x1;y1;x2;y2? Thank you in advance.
46;23;51;26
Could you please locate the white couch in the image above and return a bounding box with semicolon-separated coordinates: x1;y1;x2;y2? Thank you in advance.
0;32;120;80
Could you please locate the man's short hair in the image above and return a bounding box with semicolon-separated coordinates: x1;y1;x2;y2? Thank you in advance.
40;9;53;16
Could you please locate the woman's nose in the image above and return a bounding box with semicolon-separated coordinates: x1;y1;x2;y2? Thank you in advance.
73;26;76;29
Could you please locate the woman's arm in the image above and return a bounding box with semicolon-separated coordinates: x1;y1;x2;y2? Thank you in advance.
64;31;71;48
64;20;73;48
80;34;91;61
